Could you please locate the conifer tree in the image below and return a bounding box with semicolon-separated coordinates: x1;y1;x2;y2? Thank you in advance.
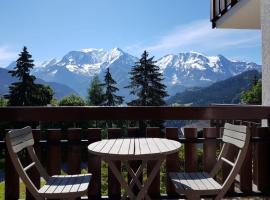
127;50;168;127
103;68;124;106
87;75;105;106
6;46;53;106
127;51;168;106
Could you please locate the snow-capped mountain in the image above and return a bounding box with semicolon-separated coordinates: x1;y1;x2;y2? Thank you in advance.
4;48;261;100
156;52;260;94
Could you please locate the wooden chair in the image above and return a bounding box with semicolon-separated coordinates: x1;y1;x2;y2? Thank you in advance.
169;123;251;200
5;126;92;200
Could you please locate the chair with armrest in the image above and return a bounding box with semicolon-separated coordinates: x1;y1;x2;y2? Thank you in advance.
169;123;251;200
6;126;92;200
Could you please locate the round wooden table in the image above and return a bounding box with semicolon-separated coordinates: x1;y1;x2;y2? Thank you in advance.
88;138;181;200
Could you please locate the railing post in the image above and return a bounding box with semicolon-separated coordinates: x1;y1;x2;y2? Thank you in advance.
67;128;81;175
87;128;102;199
47;129;61;176
254;127;270;191
146;127;160;198
165;128;181;196
5;142;19;200
184;128;197;172
108;128;122;199
203;128;218;173
26;129;41;200
239;126;253;193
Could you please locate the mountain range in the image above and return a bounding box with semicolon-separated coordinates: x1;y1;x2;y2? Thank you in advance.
167;70;260;105
3;48;261;101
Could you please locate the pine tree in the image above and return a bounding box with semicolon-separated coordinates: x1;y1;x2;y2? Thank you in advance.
87;75;105;106
127;50;168;105
103;68;124;106
6;46;53;106
127;50;168;127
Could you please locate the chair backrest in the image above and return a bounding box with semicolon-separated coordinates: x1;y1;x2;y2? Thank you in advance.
6;126;49;200
210;123;251;199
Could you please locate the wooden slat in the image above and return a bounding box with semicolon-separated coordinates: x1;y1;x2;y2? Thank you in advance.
223;135;245;148
184;128;197;172
8;127;34;153
138;138;151;155
47;129;61;176
166;128;181;195
221;157;235;167
152;138;169;153
87;128;101;199
107;128;121;199
109;139;124;154
146;127;160;198
203;128;218;173
118;139;131;155
67;128;81;175
224;129;246;141
225;123;247;133
26;129;41;200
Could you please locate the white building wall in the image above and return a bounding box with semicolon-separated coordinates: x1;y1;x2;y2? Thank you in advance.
261;0;270;126
262;0;270;107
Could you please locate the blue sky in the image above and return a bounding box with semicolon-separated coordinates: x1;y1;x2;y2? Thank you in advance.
0;0;261;67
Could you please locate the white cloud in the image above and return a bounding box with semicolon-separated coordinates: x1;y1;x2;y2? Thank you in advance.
126;19;261;57
0;46;17;67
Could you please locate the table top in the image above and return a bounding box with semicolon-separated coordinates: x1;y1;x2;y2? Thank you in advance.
88;138;181;160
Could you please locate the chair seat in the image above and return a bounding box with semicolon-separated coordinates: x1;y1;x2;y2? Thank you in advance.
39;174;92;198
169;172;222;195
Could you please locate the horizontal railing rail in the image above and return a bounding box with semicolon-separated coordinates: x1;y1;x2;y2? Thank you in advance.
0;105;270;121
0;106;270;199
211;0;240;27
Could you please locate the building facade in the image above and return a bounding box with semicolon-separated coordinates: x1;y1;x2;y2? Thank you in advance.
211;0;270;110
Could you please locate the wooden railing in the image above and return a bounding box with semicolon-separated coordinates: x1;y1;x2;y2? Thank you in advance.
211;0;239;27
0;106;270;199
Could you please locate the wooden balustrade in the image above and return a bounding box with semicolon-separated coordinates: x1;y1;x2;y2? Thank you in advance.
1;106;270;199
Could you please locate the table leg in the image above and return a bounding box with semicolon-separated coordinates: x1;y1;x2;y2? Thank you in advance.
136;159;163;200
122;161;151;200
106;160;136;199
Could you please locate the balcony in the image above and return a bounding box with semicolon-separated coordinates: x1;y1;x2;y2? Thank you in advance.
211;0;260;29
0;106;270;199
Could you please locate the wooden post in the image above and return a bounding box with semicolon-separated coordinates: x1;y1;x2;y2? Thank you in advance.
203;128;218;173
67;128;81;175
26;129;41;200
108;128;121;199
87;128;102;199
146;127;160;198
47;129;61;176
184;128;197;172
5;143;19;200
127;127;141;195
239;127;253;193
165;128;181;196
86;128;101;199
254;127;270;192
